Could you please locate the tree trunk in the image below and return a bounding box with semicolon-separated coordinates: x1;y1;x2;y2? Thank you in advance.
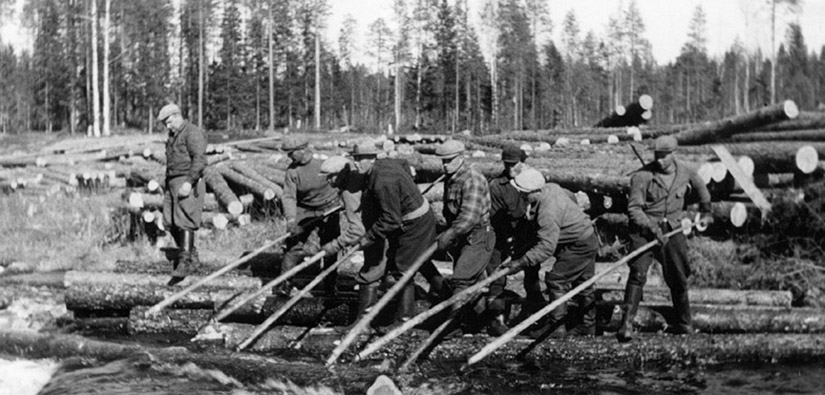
675;101;799;145
215;165;277;201
679;142;825;174
314;31;321;130
728;129;825;143
229;162;283;198
598;287;791;307
198;1;204;128
102;0;111;136
91;0;100;137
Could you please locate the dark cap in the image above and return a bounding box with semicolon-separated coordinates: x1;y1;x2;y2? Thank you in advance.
282;136;309;152
350;143;380;158
653;136;678;152
502;145;526;164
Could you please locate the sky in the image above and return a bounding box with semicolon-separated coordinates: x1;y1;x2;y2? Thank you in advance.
327;0;825;65
2;0;824;66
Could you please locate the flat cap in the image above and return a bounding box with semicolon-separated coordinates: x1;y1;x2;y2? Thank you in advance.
435;140;465;159
653;136;678;152
511;168;545;193
157;103;181;122
350;144;380;158
282;136;309;151
502;145;527;164
319;156;350;175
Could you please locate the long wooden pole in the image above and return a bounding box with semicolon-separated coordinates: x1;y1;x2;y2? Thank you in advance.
325;242;438;367
463;225;692;369
356;258;518;361
236;247;359;351
145;205;342;317
211;251;326;323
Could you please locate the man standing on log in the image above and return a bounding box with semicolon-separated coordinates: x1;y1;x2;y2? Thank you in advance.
506;168;599;337
617;135;713;342
435;140;496;334
158;103;207;284
355;144;446;330
485;145;528;336
280;136;341;296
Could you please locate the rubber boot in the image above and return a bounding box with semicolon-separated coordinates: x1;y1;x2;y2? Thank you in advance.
339;283;379;334
526;287;567;339
187;230;199;273
667;290;693;335
568;289;596;337
275;248;303;297
616;284;644;343
169;230;193;285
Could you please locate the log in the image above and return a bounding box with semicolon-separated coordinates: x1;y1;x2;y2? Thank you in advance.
64;271;263;313
598;287;792;307
677;142;825;175
203;166;244;216
215;164;276;201
246;162;286;186
711;145;772;215
230;162;283;198
674;101;799;145
125;192;221;213
594;95;654;127
755;111;825;132
728;128;825;143
184;322;825;367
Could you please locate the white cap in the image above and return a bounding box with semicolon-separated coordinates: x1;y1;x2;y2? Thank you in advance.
510;168;545;193
319;156;350;175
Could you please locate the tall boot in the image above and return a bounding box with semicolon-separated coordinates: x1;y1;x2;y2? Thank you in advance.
616;284;643;343
667;290;693;335
394;283;416;323
526;287;567;339
339;283;379;334
569;289;596;336
169;230;193;285
187;230;199;272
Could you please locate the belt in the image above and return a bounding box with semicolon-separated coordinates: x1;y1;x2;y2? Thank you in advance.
402;200;429;222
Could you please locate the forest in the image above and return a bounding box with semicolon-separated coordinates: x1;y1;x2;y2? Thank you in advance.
0;0;823;136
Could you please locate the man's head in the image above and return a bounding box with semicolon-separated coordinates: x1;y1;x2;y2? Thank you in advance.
158;103;184;132
319;155;351;188
652;135;678;174
511;167;545;201
502;145;527;179
349;144;380;172
282;136;310;164
436;140;466;175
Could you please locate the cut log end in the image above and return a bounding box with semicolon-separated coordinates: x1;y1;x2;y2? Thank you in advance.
729;202;748;228
227;201;244;217
607;135;619;144
147;180;160;192
638;94;654;110
737;156;755;177
784;100;800;119
711;162;728;183
212;213;230;230
795;145;819;174
615;105;626;116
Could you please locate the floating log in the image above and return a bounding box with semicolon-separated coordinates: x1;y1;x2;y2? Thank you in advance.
215;164;277;201
598;287;792;307
64;271;263;313
674;100;799;145
203;166;244;216
595;95;654;128
602;303;825;334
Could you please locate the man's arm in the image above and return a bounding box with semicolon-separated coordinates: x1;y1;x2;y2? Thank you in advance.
282;170;298;221
627;172;655;231
442;172;487;239
185;127;208;184
363;181;403;244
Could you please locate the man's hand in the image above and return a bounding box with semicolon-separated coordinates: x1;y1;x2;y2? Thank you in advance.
303;243;321;256
177;182;192;198
502;258;527;273
358;237;373;249
651;226;667;245
321;242;340;257
436;232;455;250
286;220;302;236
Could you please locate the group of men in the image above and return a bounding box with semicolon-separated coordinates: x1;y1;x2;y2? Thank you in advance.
157;101;712;341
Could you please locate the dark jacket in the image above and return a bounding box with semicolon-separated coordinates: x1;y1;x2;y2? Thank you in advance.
165;121;207;184
627;160;711;232
282;158;339;220
489;173;527;251
362;158;427;244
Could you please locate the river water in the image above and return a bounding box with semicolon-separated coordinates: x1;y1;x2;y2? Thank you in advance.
4;353;825;394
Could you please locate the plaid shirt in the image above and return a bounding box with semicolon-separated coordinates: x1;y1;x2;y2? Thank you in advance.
442;163;491;238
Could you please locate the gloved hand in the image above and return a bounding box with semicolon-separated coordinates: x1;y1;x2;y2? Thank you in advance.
321;242;340;257
286;220;302;236
436;232;455;251
177;182;192;198
651;226;667;245
303;242;321;256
